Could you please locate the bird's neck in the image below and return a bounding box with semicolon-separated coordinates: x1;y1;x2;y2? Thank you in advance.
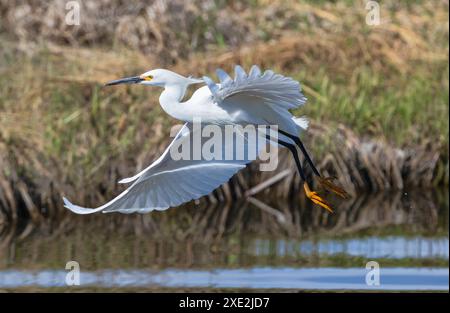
159;84;189;121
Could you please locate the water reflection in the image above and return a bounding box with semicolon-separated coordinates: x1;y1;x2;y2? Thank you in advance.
0;268;448;291
254;237;449;260
0;191;448;291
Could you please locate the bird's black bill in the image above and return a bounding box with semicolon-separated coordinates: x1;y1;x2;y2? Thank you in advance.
104;76;143;86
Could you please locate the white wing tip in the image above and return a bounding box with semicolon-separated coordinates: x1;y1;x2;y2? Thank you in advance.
62;196;103;215
62;196;71;207
118;177;134;184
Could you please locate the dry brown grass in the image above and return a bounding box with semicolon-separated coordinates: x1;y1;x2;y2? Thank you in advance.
2;1;447;67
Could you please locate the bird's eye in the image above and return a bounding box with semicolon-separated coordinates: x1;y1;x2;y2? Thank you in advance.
144;75;153;81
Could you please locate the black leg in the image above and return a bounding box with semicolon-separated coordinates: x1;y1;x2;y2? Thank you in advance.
277;129;350;199
265;134;306;181
278;129;321;177
265;133;334;212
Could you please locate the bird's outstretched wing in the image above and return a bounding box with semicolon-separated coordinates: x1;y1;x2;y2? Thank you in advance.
63;123;263;214
203;65;307;110
202;65;308;136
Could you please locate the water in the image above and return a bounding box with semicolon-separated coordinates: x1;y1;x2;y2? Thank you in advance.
0;192;448;291
1;268;448;291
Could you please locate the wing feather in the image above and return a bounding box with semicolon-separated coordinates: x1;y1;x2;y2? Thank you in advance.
203;65;308;135
63;123;255;214
204;65;307;110
216;68;232;84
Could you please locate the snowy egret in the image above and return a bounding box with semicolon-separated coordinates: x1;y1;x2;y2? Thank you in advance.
63;65;348;215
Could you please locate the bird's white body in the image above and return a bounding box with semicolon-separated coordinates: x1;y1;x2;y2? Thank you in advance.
63;65;310;214
160;85;229;124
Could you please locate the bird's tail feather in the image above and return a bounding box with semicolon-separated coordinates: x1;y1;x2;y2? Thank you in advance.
292;116;309;130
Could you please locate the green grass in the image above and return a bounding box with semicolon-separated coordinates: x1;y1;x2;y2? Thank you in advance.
294;62;449;148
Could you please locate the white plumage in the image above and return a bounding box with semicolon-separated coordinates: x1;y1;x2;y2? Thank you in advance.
201;65;307;136
63;65;317;214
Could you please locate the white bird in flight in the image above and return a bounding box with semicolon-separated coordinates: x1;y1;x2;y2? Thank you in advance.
63;65;348;215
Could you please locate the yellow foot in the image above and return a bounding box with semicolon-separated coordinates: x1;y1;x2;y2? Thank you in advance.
318;176;350;199
303;182;333;213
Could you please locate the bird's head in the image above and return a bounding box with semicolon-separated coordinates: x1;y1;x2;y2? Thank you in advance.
104;69;203;88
